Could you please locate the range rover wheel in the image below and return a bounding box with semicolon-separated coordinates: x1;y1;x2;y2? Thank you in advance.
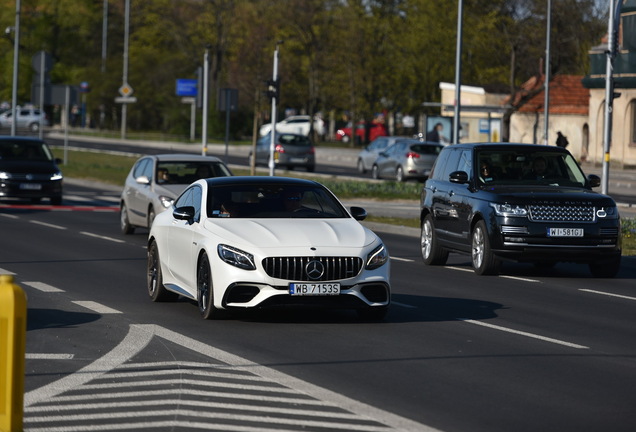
421;214;448;265
589;255;621;278
471;220;500;275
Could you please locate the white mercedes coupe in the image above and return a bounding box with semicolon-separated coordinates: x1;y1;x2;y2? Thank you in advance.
147;176;391;320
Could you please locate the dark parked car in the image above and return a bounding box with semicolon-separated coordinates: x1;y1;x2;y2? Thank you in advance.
420;143;622;277
0;136;63;205
372;140;443;182
250;132;315;172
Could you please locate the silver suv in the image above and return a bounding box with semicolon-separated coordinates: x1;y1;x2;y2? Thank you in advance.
0;107;50;132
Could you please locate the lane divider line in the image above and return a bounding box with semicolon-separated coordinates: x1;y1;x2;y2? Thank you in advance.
579;289;636;301
459;318;589;349
72;301;122;314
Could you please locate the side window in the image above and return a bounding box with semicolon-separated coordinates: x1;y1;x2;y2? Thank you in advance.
174;188;193;209
440;149;462;181
430;148;450;181
191;186;202;222
132;158;151;179
457;150;472;176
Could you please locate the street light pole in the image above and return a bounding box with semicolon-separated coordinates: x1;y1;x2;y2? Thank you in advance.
269;41;281;176
544;0;551;145
10;0;21;137
602;0;622;195
121;0;130;140
202;46;210;156
452;0;463;145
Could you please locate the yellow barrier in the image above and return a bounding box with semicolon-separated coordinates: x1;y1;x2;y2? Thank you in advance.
0;275;26;432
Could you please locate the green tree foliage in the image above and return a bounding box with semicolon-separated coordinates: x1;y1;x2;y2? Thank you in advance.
0;0;607;139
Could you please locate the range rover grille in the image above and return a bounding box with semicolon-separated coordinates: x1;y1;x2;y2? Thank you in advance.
528;205;595;223
262;256;363;281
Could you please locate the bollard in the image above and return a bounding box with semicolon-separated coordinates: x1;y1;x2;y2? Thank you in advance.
0;275;27;432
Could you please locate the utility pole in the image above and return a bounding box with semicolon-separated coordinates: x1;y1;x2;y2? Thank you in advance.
10;0;21;137
602;0;622;195
202;46;210;156
452;0;463;144
120;0;130;139
544;0;551;145
269;41;281;176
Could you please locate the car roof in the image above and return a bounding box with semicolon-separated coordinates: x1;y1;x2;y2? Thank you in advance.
449;142;569;152
205;176;321;188
148;153;224;163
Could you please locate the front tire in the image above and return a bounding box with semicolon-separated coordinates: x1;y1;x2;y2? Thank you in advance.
147;242;177;302
372;165;380;179
421;214;448;265
357;159;366;174
197;253;218;319
471;220;500;275
120;203;135;234
589;255;621;278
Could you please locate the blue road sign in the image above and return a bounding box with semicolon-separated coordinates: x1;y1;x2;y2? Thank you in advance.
176;79;197;97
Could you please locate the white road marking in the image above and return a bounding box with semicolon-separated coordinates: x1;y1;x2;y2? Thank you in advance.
392;301;418;308
0;213;19;219
26;354;74;360
30;220;67;230
459;319;589;349
500;275;541;283
579;289;636;301
72;301;122;314
80;231;125;243
0;268;16;275
447;266;473;273
24;324;441;432
23;281;65;292
390;256;413;262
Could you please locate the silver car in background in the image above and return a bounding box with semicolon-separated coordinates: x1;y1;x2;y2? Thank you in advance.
0;107;50;132
356;136;409;174
120;154;232;234
372;140;443;182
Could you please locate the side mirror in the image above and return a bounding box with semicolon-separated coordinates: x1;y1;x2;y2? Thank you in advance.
350;206;367;221
136;175;150;185
173;206;195;222
587;174;601;188
449;170;469;184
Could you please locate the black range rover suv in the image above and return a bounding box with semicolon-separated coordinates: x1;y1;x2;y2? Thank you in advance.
420;143;621;277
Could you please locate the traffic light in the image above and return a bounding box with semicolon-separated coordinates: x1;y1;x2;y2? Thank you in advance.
265;79;279;100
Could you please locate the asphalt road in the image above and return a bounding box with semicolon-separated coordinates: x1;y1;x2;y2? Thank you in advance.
1;180;635;432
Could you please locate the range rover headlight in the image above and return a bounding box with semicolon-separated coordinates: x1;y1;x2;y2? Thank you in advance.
218;244;256;270
490;203;528;217
50;171;63;181
366;244;388;270
597;206;618;219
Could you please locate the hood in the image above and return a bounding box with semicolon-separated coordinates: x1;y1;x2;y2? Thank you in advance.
484;185;616;205
0;160;59;174
204;218;377;249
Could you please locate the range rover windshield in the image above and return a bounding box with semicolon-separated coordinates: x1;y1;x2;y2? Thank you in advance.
476;149;587;187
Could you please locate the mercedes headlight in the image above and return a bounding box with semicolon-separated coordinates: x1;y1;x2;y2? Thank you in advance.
218;244;256;270
366;244;388;270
